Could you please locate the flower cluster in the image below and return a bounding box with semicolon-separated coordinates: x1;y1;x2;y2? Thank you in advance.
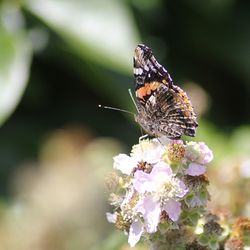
106;138;214;248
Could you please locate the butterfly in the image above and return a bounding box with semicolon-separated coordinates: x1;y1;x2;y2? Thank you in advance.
133;44;198;139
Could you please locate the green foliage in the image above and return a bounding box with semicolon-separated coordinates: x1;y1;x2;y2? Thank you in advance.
0;0;140;127
0;4;31;125
24;0;139;74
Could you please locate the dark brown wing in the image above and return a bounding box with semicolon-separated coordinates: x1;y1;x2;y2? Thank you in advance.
135;82;198;139
134;44;173;90
155;83;198;139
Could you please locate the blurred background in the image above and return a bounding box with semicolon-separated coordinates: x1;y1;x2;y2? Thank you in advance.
0;0;250;249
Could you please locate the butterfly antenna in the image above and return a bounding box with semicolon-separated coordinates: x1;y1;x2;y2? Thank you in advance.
98;105;135;116
128;88;139;112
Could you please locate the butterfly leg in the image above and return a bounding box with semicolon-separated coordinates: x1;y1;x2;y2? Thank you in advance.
139;134;149;142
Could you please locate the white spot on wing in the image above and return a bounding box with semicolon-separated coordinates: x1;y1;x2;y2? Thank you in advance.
134;67;143;75
149;95;156;105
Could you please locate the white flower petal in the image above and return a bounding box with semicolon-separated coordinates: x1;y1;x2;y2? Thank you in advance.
133;170;154;193
176;180;189;198
106;212;117;223
185;142;213;165
151;161;172;176
186;163;206;176
143;148;164;164
131;139;164;164
137;196;161;233
133;162;172;194
148;162;173;191
128;219;144;247
163;200;181;222
113;154;137;175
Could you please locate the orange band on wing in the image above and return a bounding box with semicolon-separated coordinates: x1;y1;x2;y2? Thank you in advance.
136;82;160;100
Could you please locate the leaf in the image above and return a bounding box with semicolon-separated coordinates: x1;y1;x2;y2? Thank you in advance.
188;211;200;226
24;0;140;74
184;193;195;207
0;5;32;125
198;234;209;246
208;239;219;250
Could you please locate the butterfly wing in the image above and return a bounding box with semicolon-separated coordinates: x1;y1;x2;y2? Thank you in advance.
155;83;198;139
134;44;198;139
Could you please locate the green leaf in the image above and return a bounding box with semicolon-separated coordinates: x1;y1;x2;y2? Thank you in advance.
158;221;170;233
24;0;140;74
243;235;250;246
208;239;219;250
0;5;32;125
199;189;209;201
198;234;209;246
184;193;195;207
188;211;200;226
169;161;180;174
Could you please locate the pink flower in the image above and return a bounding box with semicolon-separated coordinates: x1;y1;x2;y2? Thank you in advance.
133;161;188;199
128;196;182;246
185;142;213;164
107;138;214;248
131;161;188;235
186;163;206;176
128;220;144;247
162;199;181;221
113;139;165;176
137;196;161;233
133;161;172;194
113;154;137;175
